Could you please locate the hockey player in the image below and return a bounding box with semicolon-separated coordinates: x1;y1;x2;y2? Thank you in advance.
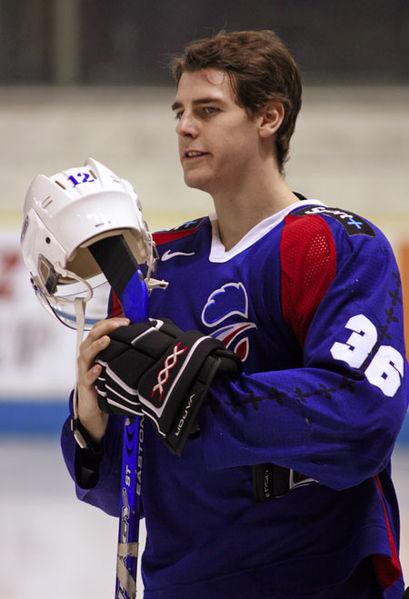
61;31;408;598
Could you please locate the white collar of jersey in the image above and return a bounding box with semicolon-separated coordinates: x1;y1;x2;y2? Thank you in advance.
208;199;326;263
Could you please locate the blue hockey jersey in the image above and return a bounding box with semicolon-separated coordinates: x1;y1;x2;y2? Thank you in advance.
61;199;408;598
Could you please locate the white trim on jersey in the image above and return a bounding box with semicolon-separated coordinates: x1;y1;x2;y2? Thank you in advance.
208;199;326;263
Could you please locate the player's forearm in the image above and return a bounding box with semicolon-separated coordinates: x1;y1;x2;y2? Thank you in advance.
76;391;109;443
200;370;407;491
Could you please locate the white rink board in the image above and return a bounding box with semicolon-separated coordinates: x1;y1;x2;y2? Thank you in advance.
0;232;76;399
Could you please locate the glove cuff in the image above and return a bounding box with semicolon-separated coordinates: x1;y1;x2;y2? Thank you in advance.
164;355;222;455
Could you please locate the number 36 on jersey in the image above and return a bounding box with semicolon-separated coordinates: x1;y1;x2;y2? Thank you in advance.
330;314;404;398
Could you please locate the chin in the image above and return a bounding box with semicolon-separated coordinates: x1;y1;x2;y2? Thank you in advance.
183;172;212;192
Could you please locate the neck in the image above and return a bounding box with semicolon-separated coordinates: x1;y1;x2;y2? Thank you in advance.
211;165;299;251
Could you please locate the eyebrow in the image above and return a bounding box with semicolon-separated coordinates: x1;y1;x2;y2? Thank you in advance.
171;97;224;111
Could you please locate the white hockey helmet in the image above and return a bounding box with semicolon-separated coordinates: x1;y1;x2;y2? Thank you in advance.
21;158;155;329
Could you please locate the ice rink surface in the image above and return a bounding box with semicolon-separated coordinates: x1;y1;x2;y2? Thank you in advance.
0;438;141;598
0;438;408;598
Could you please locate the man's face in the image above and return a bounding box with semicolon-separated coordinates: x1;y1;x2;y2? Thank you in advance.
172;68;261;195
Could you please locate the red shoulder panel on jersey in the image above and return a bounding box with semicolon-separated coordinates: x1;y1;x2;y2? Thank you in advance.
280;214;336;346
153;219;204;246
153;228;198;245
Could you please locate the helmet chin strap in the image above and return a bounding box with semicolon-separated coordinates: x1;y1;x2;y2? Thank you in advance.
54;262;93;299
51;263;93;358
72;296;87;422
52;264;91;423
74;296;87;355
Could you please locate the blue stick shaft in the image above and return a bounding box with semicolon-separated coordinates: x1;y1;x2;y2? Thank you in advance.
115;270;148;599
88;237;149;599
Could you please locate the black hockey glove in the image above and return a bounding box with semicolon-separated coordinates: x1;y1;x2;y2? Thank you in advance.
94;318;241;455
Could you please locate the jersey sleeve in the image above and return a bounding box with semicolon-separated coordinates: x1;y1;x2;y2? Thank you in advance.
200;213;408;490
60;392;123;517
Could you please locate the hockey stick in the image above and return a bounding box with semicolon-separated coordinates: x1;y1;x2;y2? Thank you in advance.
89;234;148;599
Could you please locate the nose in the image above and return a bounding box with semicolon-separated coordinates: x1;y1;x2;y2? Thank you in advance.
176;112;199;138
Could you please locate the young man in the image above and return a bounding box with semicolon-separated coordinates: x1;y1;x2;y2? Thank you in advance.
61;31;408;598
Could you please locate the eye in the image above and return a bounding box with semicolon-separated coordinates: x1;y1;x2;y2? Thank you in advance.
202;106;220;116
174;110;184;120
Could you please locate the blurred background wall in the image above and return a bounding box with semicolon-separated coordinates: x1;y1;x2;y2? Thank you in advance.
0;1;408;597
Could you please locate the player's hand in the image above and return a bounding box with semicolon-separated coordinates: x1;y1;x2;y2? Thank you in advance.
76;316;130;442
94;318;241;455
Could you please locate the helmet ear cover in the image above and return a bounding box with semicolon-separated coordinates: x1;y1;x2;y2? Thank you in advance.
38;257;59;294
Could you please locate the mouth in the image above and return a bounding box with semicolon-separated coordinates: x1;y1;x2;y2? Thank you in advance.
182;150;210;161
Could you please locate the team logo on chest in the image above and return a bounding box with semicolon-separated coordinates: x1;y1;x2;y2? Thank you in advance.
201;282;257;361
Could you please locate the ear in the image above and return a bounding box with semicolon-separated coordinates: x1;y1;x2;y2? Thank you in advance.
258;101;285;139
